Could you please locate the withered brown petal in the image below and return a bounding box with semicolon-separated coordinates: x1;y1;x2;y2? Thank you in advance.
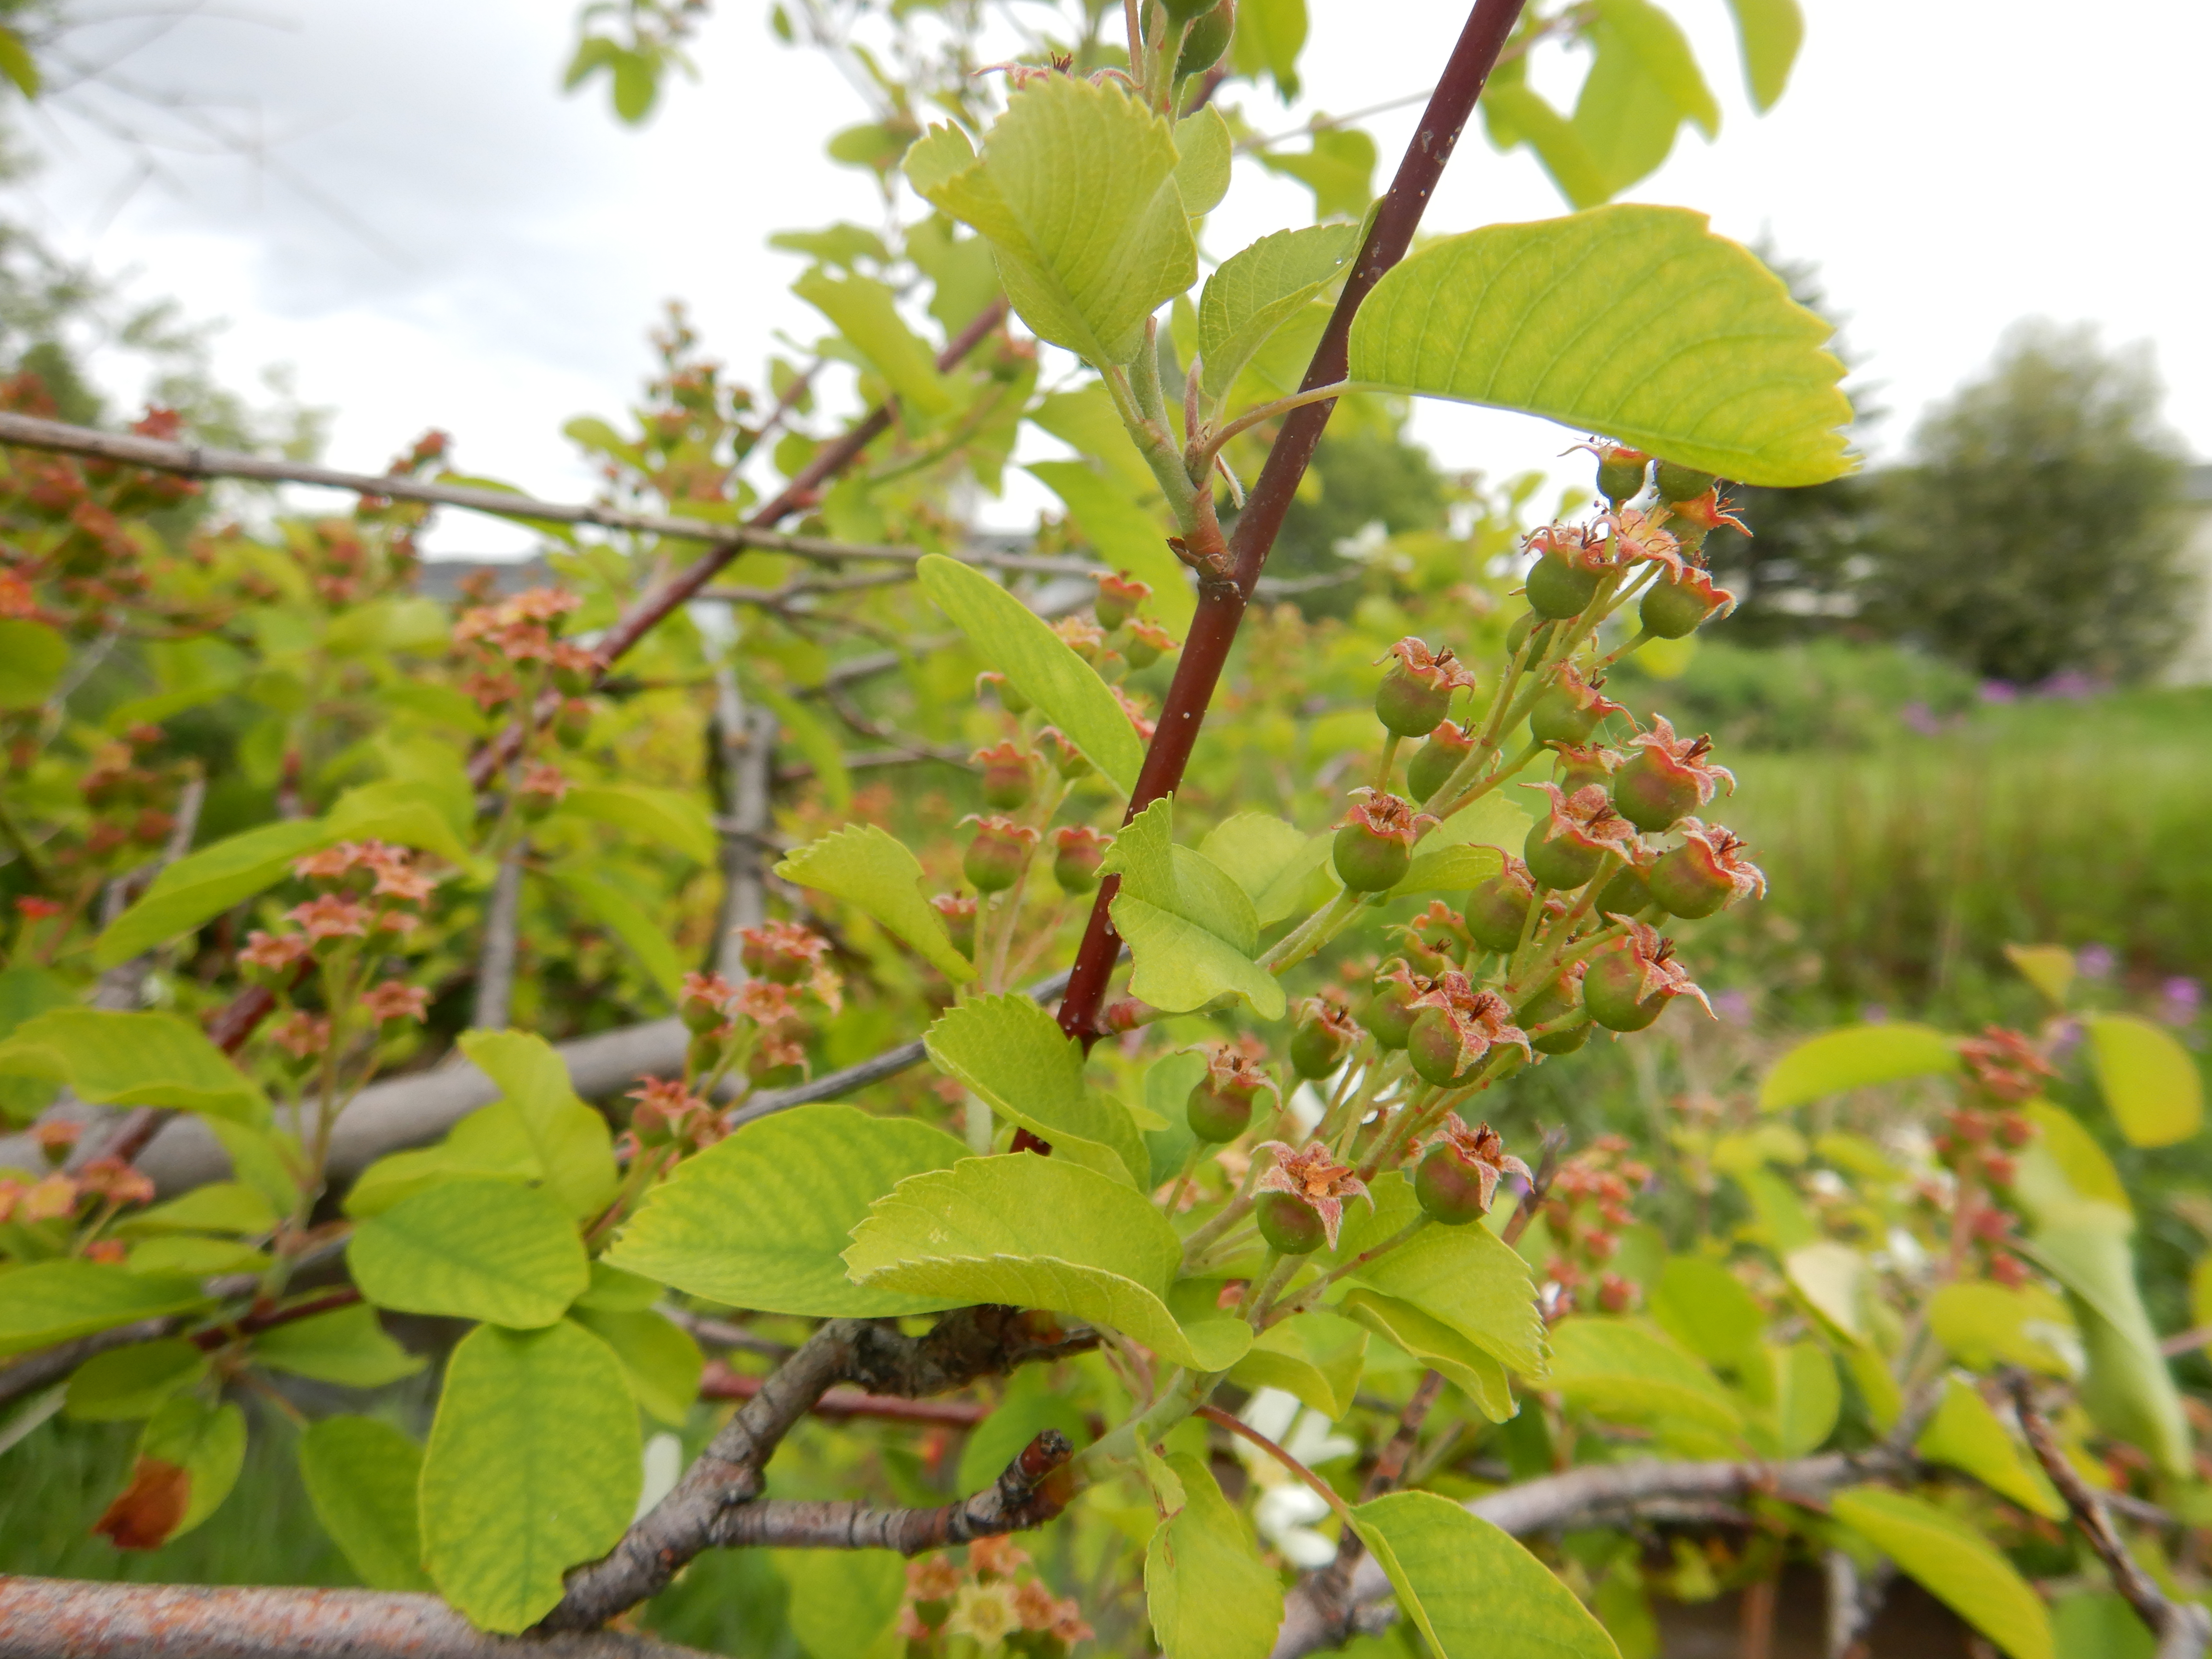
94;1456;192;1551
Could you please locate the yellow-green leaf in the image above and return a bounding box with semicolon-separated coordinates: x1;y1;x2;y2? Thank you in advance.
1723;0;1803;111
1025;460;1193;629
1334;1173;1545;1378
0;1261;209;1356
607;1104;966;1318
794;267;954;417
1146;1453;1283;1659
1916;1376;2062;1519
1831;1486;2054;1659
1759;1022;1956;1110
2082;1013;2203;1148
924;993;1147;1187
420;1321;639;1633
1198;224;1358;401
1338;1288;1517;1424
775;821;975;983
1346;204;1852;488
347;1178;587;1329
252;1304;424;1389
299;1416;432;1592
1649;1256;1762;1368
456;1028;619;1221
555;784;718;866
0;1008;267;1124
1229;1311;1368;1419
1548;1316;1739;1433
570;1306;703;1427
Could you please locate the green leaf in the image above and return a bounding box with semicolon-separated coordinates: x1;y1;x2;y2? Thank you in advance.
1229;1310;1368;1419
1345;204;1853;488
1481;80;1610;211
1547;1316;1740;1434
925;993;1148;1187
1252;129;1375;223
556;784;718;866
1352;1490;1620;1659
1784;1241;1869;1344
1105;799;1260;955
126;1237;269;1276
421;1321;640;1633
550;864;686;1001
1199;225;1358;402
1029;383;1161;498
139;1395;247;1539
2005;943;2077;1008
2013;1099;2131;1222
0;619;67;707
344;1101;543;1219
1767;1341;1839;1458
86;805;403;956
2082;1014;2202;1148
0;26;41;98
1146;1453;1283;1659
299;1416;432;1592
845;1154;1252;1371
1196;814;1313;917
0;1261;209;1355
1025;461;1193;630
770;1549;907;1659
1338;1289;1517;1424
1648;1256;1763;1367
774;820;975;983
907;76;1194;366
65;1339;209;1421
1334;1173;1545;1378
456;1029;619;1221
252;1303;423;1388
607;1104;966;1317
768;223;891;271
956;1365;1093;1495
916;554;1144;794
114;1180;277;1238
570;1306;703;1427
1174;105;1233;218
795;267;954;417
0;1008;267;1123
1926;1281;2079;1377
323;782;481;872
1231;0;1308;98
1916;1376;2062;1519
347;1178;587;1329
1831;1486;2055;1659
750;681;853;814
1759;1022;1957;1110
0;966;71;1122
1591;0;1719;136
577;1260;666;1312
204;1118;301;1218
1569;23;1689;204
1103;798;1283;1019
2026;1213;2193;1481
1724;0;1803;110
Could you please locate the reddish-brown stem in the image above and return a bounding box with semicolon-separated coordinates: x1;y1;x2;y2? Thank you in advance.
700;1361;990;1427
1056;0;1531;1042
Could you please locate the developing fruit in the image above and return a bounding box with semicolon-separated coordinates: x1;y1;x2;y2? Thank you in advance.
1187;1045;1275;1142
1527;665;1624;746
1522;781;1634;891
1415;1115;1532;1226
1290;997;1361;1079
1639;566;1737;639
1647;822;1765;919
1612;717;1734;833
932;893;976;955
1594;444;1651;507
1465;858;1538;953
1256;1191;1327;1254
1254;1141;1371;1253
962;816;1038;893
972;741;1036;812
1583;923;1713;1032
1365;960;1435;1050
1332;789;1433;892
1407;721;1476;803
1405;972;1530;1087
1522;526;1607;620
1093;569;1152;630
1175;0;1235;74
1596;851;1657;918
1654;461;1717;504
1374;639;1479;738
1051;825;1110;894
1505;611;1556;659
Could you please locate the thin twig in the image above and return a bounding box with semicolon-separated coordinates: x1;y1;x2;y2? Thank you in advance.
1501;1125;1569;1247
2008;1372;2212;1659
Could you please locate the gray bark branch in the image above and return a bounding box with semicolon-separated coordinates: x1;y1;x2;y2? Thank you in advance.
470;840;526;1032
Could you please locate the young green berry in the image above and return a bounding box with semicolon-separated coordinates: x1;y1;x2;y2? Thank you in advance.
1611;720;1731;834
1527;666;1624;746
1550;741;1618;798
962;816;1038;893
1124;618;1179;670
1525;555;1600;620
979;671;1030;715
1051;825;1110;894
1413;1115;1532;1226
932;893;977;956
1175;0;1235;74
1364;960;1433;1050
1505;611;1556;660
1648;823;1764;919
1094;569;1152;631
679;970;735;1034
1374;638;1478;737
1594;444;1651;507
1531;1018;1591;1055
1256;1190;1327;1254
1290;997;1360;1080
1407;721;1476;804
1654;461;1717;504
1583;923;1710;1032
1465;859;1537;954
1522;782;1631;892
1596;855;1655;919
1639;567;1736;639
972;741;1036;812
1404;974;1529;1088
1332;789;1431;893
1037;727;1092;781
1186;1044;1275;1143
1159;0;1223;21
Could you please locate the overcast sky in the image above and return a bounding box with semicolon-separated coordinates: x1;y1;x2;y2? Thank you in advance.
11;0;2209;556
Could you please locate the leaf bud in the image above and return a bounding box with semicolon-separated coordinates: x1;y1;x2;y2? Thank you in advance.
1407;721;1476;804
1094;569;1153;630
971;740;1037;812
1594;444;1651;507
962;815;1039;894
1374;639;1479;738
1289;996;1360;1080
1332;789;1433;892
1051;825;1110;894
1465;858;1537;953
1654;460;1718;504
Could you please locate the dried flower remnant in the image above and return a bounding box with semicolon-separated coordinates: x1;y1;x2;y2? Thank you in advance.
1415;1113;1533;1224
1254;1140;1373;1253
